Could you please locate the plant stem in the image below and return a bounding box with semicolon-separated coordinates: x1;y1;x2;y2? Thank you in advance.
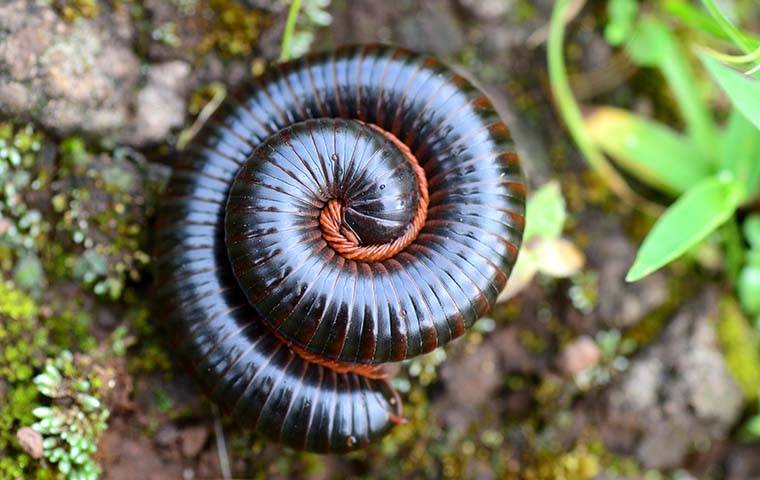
701;0;755;53
723;217;745;285
702;46;760;65
212;404;232;479
280;0;303;62
547;0;649;208
657;40;718;155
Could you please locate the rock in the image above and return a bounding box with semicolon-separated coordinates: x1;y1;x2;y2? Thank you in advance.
435;343;502;436
0;1;139;140
725;445;760;480
396;1;465;57
128;61;191;146
440;343;501;407
16;427;43;459
100;430;185;480
586;289;743;469
458;0;513;20
0;2;191;147
180;425;209;458
330;0;464;57
154;424;180;447
489;326;544;374
584;215;668;328
557;335;601;375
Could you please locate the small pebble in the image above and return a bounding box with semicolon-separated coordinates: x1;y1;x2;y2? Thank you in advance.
17;427;43;459
558;335;601;375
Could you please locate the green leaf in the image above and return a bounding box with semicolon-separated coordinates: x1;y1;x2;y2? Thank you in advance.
586;107;712;194
700;0;760;53
76;393;101;412
626;174;743;281
716;297;760;400
739;265;760;315
523;181;566;241
627;19;718;154
664;0;733;40
702;54;760;130
746;415;760;437
720;108;760;197
604;0;639;46
13;252;43;290
625;18;673;67
744;215;760;249
32;407;54;418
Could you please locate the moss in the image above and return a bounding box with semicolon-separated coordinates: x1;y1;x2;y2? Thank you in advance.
0;283;52;479
123;301;171;374
52;0;100;20
0;283;48;384
0;122;50;290
198;0;268;57
716;296;760;401
53;138;158;299
523;443;601;480
521;439;653;480
45;295;97;354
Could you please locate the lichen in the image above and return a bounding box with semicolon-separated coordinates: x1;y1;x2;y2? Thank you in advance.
716;296;760;401
50;0;100;20
196;0;268;57
0;282;51;479
52;138;156;299
0;122;50;291
572;329;635;390
523;443;601;480
32;350;110;480
122;300;171;374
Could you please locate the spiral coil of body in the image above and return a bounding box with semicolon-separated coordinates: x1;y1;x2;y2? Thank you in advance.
155;45;525;453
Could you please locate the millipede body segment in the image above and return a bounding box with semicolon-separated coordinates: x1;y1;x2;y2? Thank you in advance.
154;45;525;453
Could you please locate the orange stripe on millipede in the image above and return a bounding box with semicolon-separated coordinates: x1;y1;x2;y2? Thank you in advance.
318;124;429;262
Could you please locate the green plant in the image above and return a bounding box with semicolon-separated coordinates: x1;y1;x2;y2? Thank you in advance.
32;351;109;480
738;214;760;324
280;0;332;61
548;1;760;298
572;329;636;390
0;282;52;479
52;139;156;299
499;181;585;301
0;122;50;291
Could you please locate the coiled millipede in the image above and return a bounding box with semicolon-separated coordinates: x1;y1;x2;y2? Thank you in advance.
155;45;525;453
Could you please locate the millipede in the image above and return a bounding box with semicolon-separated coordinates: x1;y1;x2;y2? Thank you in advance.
154;45;525;453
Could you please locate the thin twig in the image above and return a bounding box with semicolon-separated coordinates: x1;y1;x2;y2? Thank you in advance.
176;84;226;151
211;403;232;480
527;0;585;48
700;45;760;65
280;0;303;62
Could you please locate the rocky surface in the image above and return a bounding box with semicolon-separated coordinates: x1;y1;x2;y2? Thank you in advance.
0;1;265;147
580;289;743;470
583;213;669;328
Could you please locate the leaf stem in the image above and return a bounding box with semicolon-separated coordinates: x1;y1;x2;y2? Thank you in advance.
702;45;760;65
280;0;303;62
701;0;755;53
547;0;653;209
723;217;745;284
657;37;718;154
